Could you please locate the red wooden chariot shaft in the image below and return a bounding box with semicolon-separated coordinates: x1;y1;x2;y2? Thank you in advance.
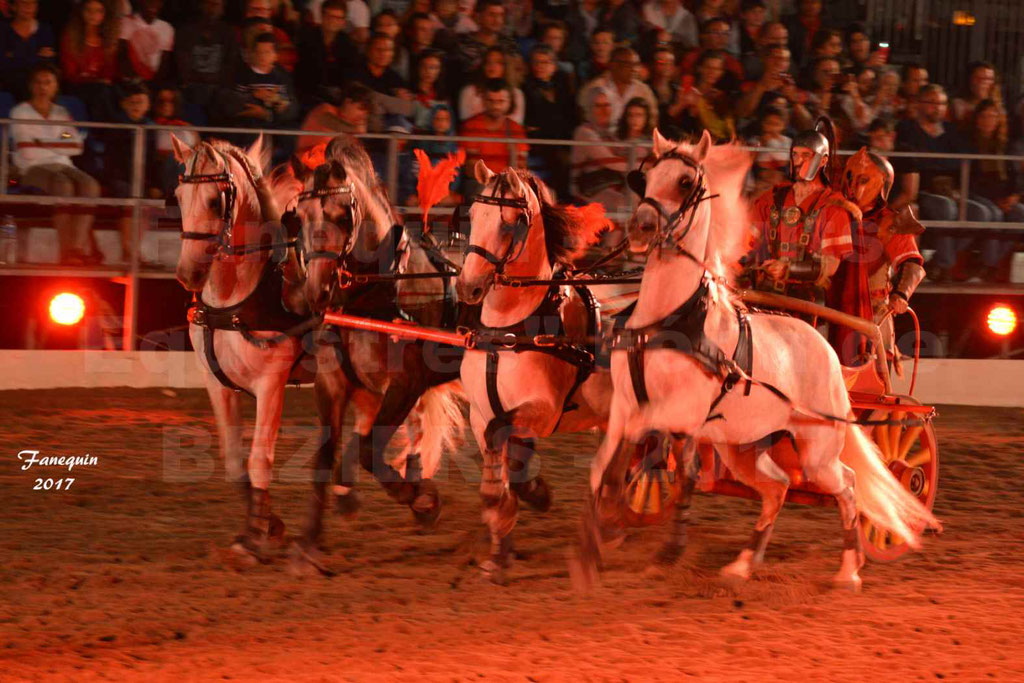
322;311;473;347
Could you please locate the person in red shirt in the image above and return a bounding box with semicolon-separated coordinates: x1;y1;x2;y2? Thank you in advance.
458;79;529;195
840;148;925;363
747;117;870;363
60;0;118;85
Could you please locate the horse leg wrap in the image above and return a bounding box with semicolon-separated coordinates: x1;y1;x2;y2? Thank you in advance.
746;523;774;565
842;522;862;552
480;460;506;507
405;453;423;483
484;410;516;452
507;438;552;512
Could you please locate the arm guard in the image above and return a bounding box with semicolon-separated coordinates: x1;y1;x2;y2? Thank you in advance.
787;260;822;281
892;260;926;301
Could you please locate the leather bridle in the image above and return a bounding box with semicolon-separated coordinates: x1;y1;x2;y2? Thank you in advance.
463;190;533;275
289;182;360;274
628;150;717;258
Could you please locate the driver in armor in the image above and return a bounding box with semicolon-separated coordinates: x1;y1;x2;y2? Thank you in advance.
840;148;926;368
745;117;872;364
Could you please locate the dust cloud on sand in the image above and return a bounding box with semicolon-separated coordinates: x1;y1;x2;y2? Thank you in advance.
1;388;1022;681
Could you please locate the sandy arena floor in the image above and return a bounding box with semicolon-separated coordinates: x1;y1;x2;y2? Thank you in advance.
1;388;1022;681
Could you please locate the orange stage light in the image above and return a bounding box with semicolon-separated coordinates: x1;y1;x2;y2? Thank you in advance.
49;292;86;326
986;305;1017;337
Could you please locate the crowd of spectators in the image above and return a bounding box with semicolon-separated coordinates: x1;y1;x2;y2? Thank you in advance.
1;0;1023;279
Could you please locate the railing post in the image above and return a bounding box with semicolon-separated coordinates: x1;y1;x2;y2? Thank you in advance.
386;136;398;204
0;124;8;195
958;158;969;223
122;125;144;352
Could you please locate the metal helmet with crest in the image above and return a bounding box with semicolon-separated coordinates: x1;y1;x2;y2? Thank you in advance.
841;147;894;211
790;116;837;184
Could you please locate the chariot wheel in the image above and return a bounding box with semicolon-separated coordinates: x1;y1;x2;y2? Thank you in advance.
620;434;684;527
859;395;939;562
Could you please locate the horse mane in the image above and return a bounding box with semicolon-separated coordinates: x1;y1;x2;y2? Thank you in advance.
493;169;606;267
667;136;752;284
323;135;397;244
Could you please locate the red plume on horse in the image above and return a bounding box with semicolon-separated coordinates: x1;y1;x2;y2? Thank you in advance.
415;148;465;228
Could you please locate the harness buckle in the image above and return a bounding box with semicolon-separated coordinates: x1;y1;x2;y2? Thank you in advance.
500;333;518;349
336;269;354;288
188;306;206;327
533;334;558;347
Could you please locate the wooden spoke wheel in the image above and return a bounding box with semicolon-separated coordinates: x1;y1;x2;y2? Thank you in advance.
859;395;939;562
620;434;684;527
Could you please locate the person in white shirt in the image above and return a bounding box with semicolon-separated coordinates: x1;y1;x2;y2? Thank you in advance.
577;47;659;133
10;64;102;266
641;0;698;50
118;0;175;82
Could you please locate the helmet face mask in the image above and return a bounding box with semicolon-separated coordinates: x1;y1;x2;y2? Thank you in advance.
789;130;830;183
841;147;893;211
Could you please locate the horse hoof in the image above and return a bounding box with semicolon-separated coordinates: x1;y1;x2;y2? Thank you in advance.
479;560;508;586
654;543;683;566
411;481;442;530
832;574;863;593
511;476;552;512
268;514;286;543
288;541;335;578
226;536;269;569
719;563;751;582
334;491;361;518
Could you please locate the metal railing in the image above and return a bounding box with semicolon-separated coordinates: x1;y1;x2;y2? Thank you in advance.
3;117;1024;351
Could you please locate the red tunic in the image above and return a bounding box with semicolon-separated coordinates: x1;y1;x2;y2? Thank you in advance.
861;206;924;313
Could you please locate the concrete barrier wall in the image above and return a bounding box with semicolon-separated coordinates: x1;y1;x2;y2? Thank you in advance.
0;351;1021;407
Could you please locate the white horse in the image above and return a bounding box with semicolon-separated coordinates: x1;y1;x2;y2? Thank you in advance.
173;134;313;563
584;129;940;590
288;139;464;567
455;162;622;582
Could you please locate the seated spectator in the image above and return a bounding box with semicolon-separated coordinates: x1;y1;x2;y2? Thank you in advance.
795;55;841;130
430;0;476;51
151;86;199;198
297;82;372;153
0;0;56;96
641;0;698;51
565;0;602;64
576;28;614;85
536;20;575;81
665;50;734;140
410;49;448;113
808;28;843;63
895;85;992;282
59;0;119;120
747;105;791;196
454;0;517;81
647;46;679;123
578;46;659;134
679;17;744;88
785;0;831;68
345;32;409;98
393;11;437;83
218;31;300;131
523;44;576;197
736;45;809;125
305;0;372;47
869;67;900;121
118;0;174;83
600;0;640;45
966;99;1024;282
844;22;881;70
241;0;296;71
571;87;628;209
741;21;789;82
458;47;525;124
836;65;876;140
10;64;101;265
458;79;529;195
950;61;1003;129
401;103;462;206
294;0;359;106
736;0;768;61
895;62;928;120
174;0;239;109
866;116;895;152
617;96;654;149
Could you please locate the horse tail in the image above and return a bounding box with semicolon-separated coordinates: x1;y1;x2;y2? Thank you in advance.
840;419;941;548
415;380;467;479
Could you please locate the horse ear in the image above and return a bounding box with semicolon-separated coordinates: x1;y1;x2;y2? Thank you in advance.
246;133;271;172
652;128;674;158
474;159;496;185
506;169;526;197
171;134;194;164
694;129;712;162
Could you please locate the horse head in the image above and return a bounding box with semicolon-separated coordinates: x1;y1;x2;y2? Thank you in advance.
455;161;544;305
627;128;712;256
294;159;362;312
173;134;270;292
